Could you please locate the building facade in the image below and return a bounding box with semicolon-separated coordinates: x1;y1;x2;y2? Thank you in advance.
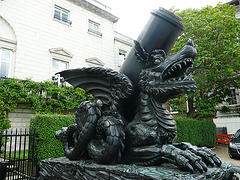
0;0;133;130
0;0;133;82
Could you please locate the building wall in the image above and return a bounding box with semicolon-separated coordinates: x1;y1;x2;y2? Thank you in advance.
213;117;240;134
1;0;133;130
114;31;134;70
234;2;240;18
8;103;36;129
0;0;133;82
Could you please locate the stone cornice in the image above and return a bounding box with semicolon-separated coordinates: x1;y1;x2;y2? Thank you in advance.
49;47;73;58
0;37;17;45
85;57;104;66
67;0;119;23
226;0;239;5
114;37;133;47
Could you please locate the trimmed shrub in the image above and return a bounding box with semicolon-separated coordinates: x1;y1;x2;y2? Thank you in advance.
30;114;75;164
175;117;216;147
30;115;216;164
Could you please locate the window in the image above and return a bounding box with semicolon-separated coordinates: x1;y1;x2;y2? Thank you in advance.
229;89;238;105
88;20;102;36
118;50;127;66
169;103;179;114
54;6;71;24
0;48;12;78
52;59;68;76
49;48;72;78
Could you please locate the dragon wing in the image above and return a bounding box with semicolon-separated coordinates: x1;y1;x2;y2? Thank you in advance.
57;67;133;106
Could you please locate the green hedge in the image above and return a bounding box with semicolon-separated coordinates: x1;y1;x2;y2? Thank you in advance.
30;115;216;164
175;117;216;147
30;114;75;164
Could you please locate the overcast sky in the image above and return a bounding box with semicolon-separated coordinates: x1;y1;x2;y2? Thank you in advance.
100;0;228;39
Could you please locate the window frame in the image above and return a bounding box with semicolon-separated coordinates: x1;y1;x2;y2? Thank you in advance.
169;102;179;115
118;49;127;67
54;5;72;25
88;20;102;36
52;58;69;76
0;47;13;78
229;88;238;105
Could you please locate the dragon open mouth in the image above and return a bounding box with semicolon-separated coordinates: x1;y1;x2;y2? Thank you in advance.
162;57;194;83
138;39;198;98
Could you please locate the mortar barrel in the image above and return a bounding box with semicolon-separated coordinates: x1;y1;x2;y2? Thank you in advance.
120;8;185;121
120;8;185;87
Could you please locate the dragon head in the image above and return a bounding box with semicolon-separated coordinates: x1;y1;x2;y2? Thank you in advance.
138;39;198;102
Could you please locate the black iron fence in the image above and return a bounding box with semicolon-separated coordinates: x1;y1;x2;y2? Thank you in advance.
0;129;39;179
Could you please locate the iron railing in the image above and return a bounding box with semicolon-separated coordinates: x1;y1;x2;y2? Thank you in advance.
0;128;39;179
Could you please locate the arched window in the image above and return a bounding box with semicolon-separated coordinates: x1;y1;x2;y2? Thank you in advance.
0;16;17;78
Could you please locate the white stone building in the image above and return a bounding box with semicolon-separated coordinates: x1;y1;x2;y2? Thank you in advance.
0;0;133;130
0;0;133;82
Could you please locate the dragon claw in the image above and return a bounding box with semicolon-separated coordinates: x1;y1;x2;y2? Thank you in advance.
171;147;207;173
175;142;222;170
186;163;194;174
213;156;222;167
199;161;208;172
167;143;224;173
206;156;215;167
194;162;204;173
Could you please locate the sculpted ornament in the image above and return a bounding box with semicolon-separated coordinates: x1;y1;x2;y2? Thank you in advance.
53;8;240;179
55;39;221;173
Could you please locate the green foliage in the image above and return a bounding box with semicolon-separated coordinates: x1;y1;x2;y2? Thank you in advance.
194;98;218;118
169;97;187;114
30;114;75;164
221;106;231;113
0;78;88;131
170;3;240;119
1;150;29;159
175;117;216;147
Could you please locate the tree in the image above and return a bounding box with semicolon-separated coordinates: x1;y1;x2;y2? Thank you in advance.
169;3;240;119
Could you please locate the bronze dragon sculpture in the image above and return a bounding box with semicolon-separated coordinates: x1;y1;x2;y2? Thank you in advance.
55;39;222;174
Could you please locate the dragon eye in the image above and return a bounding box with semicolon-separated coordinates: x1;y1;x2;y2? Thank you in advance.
154;59;161;65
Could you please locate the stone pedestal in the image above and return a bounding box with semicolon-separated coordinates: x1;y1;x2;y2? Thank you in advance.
39;157;238;180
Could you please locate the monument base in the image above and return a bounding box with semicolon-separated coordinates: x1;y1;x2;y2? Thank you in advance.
38;157;239;180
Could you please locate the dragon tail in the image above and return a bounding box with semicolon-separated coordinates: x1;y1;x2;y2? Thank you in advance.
87;115;125;164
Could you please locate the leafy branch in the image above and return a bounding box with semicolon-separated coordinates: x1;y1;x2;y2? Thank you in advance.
0;78;88;131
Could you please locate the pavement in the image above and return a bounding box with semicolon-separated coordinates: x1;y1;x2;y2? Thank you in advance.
212;144;240;166
212;144;240;178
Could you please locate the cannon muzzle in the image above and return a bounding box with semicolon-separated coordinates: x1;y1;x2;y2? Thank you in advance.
120;7;185;88
120;8;185;121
